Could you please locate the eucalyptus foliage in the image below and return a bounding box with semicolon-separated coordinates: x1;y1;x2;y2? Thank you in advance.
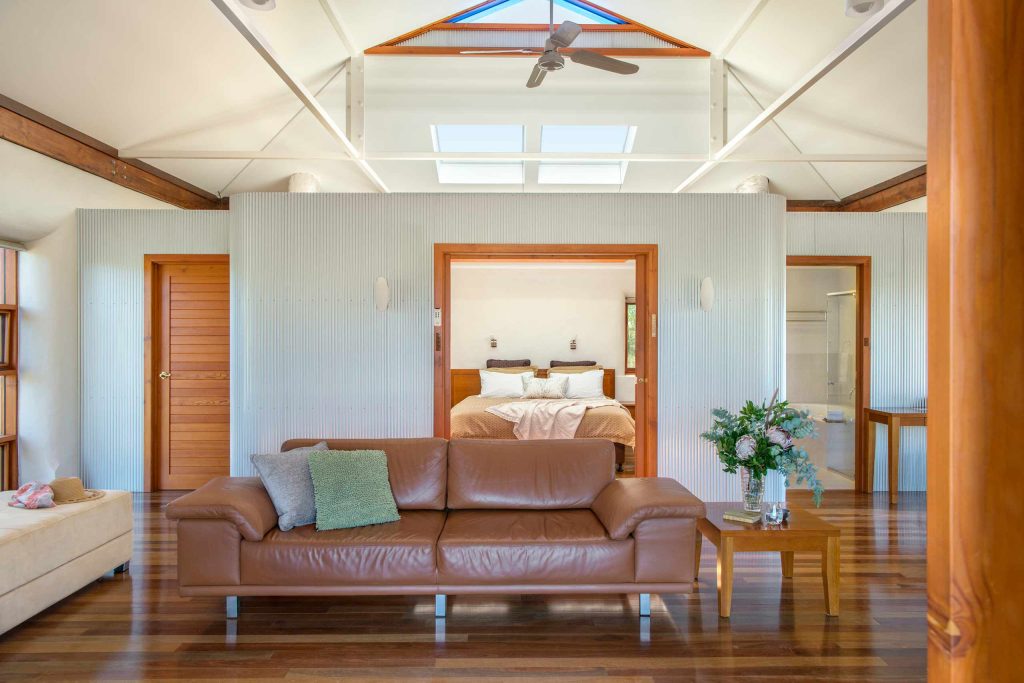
700;397;825;506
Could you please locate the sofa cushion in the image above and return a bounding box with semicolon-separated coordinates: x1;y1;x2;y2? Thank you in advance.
280;438;448;510
0;490;132;597
251;450;321;531
309;450;400;531
447;439;615;509
240;510;445;585
437;509;633;584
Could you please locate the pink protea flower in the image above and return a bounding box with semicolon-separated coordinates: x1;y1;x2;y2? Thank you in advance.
767;426;793;449
736;435;756;458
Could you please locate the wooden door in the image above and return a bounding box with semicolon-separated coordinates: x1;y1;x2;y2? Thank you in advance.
152;259;230;490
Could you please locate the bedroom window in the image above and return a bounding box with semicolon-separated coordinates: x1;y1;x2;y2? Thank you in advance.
431;124;525;184
625;297;636;374
0;248;17;490
538;124;637;185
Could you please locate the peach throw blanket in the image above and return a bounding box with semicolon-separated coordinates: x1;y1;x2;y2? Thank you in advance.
485;399;621;441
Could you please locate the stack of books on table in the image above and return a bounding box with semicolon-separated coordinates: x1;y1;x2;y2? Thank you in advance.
723;509;762;524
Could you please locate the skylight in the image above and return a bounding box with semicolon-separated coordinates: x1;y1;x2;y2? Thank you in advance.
432;124;524;185
450;0;624;25
538;125;637;185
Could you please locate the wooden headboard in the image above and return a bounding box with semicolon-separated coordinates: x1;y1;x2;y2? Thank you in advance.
451;369;616;408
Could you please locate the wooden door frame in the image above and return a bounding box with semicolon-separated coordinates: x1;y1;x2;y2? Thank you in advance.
786;255;872;492
143;254;229;492
433;243;659;477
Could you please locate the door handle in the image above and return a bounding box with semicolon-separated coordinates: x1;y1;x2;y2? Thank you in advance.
637;377;646;384
159;371;171;380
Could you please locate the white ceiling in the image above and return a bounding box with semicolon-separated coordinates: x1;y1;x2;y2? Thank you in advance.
0;0;927;239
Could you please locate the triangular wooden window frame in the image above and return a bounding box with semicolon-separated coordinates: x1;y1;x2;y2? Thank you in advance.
365;0;709;57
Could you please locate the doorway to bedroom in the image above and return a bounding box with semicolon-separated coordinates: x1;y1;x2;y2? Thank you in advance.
434;244;658;477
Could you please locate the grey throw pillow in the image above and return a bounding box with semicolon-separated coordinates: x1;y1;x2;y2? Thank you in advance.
251;441;328;531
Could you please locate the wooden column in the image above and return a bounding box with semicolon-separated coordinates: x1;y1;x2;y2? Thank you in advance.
927;1;1024;680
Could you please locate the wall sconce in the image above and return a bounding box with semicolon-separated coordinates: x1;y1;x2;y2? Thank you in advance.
570;337;577;351
489;336;497;348
699;277;715;312
373;277;390;312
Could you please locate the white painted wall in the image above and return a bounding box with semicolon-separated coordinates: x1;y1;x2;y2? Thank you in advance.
17;219;80;483
450;262;636;401
787;212;927;492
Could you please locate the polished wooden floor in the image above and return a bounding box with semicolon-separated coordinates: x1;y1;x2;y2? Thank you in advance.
0;490;926;681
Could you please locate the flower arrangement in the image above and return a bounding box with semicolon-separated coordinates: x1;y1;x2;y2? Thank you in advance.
700;391;825;506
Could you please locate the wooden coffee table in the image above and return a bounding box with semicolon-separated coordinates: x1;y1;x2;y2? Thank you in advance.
695;502;840;618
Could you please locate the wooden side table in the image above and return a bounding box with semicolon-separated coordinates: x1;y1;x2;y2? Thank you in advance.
864;407;927;504
695;502;841;618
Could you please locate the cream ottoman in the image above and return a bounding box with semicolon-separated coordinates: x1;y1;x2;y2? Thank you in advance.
0;489;133;635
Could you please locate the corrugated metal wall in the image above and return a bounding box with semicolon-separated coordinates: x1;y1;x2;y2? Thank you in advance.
230;193;787;502
78;209;229;490
787;212;928;491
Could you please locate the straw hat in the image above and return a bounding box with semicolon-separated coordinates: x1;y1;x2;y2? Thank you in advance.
48;477;105;504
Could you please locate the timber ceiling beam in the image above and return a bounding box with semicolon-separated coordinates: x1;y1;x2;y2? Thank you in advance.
0;94;226;211
787;165;927;212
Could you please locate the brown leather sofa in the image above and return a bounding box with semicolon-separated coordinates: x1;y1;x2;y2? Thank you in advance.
166;438;706;618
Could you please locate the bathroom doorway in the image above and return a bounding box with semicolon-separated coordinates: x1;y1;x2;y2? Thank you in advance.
786;256;871;491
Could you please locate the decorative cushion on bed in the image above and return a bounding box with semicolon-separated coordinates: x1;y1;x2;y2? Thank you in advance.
486;359;532;368
251;440;329;531
485;365;538;375
308;450;401;531
548;364;604;374
559;369;606;399
479;370;531;398
523;374;569;399
550;360;598;367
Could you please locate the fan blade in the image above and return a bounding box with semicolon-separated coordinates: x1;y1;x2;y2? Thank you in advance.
526;64;547;88
569;50;639;75
460;49;540;54
550;20;582;48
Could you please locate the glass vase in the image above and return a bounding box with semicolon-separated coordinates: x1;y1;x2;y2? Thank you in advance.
740;467;765;513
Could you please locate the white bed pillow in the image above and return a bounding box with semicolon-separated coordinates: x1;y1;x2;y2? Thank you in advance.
479;370;531;398
562;369;606;399
523;374;569;399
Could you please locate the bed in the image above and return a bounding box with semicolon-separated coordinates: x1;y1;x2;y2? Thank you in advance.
449;368;635;466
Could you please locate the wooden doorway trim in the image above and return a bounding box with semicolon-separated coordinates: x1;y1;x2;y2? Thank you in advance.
433;243;658;477
786;255;872;492
143;254;229;492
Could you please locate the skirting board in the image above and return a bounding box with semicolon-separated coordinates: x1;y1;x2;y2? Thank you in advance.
0;532;132;635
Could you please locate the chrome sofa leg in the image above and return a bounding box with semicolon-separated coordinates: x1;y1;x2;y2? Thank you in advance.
639;593;651;617
435;594;447;618
226;596;239;619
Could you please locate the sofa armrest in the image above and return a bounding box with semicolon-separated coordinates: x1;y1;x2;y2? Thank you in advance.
165;477;278;542
592;478;706;541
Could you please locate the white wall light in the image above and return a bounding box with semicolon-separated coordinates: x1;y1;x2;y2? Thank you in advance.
373;277;390;312
699;277;715;312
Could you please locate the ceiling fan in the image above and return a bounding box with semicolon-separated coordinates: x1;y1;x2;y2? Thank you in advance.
459;0;639;88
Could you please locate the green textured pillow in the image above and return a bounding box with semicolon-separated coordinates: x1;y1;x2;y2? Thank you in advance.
308;450;401;531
